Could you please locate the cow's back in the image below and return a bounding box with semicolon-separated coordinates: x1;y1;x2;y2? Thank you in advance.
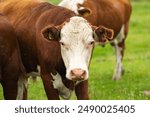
0;0;42;26
81;0;132;37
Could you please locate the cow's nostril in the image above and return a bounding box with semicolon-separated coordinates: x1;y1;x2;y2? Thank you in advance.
71;68;86;80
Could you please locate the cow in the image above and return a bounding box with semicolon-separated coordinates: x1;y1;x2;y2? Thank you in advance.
0;0;114;100
59;0;132;80
0;14;26;100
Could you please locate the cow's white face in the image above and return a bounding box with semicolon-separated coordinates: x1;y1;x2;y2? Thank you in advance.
42;16;114;81
60;16;94;81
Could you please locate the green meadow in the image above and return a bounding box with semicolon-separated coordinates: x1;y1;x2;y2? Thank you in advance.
0;0;150;100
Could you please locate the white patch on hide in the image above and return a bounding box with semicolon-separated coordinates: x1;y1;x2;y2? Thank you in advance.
114;25;125;43
51;73;72;100
59;0;86;14
113;44;123;80
113;25;125;80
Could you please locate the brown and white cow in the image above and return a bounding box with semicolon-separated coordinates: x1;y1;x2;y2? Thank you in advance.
59;0;132;80
0;0;114;99
0;14;26;100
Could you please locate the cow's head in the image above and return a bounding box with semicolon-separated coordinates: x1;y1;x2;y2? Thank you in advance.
42;16;113;81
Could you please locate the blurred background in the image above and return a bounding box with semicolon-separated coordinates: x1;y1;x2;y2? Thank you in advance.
0;0;150;100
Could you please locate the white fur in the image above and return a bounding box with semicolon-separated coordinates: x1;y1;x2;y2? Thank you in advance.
17;65;40;99
113;25;125;80
114;25;125;43
16;76;28;100
51;73;72;99
59;0;85;14
60;16;94;80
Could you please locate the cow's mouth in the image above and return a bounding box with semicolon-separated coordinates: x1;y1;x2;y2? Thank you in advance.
71;77;85;82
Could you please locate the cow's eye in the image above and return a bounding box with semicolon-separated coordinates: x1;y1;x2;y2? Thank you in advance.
60;42;65;46
89;41;94;45
86;41;95;48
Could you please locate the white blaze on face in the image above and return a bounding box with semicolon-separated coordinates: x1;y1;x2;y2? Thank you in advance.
59;0;85;14
60;16;94;80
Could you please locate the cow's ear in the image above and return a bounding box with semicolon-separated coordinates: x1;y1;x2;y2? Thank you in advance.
78;7;91;17
93;26;114;43
42;25;60;41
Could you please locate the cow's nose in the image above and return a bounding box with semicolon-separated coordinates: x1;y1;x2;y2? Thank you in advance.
71;68;86;81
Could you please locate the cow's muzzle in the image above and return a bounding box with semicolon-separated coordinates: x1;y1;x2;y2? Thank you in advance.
70;68;86;81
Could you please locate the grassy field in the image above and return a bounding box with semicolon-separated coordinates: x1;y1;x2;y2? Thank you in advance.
0;0;150;100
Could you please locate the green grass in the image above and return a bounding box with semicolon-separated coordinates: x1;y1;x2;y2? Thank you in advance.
0;0;150;100
48;0;61;4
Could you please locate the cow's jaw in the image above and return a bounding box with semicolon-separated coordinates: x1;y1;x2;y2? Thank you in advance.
60;16;94;81
58;0;85;14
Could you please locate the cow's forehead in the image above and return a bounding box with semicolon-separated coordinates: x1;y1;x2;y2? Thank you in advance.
59;0;85;14
60;16;93;43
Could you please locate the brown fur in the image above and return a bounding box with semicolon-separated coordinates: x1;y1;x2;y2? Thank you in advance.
0;0;43;26
0;0;88;99
78;0;132;38
0;14;26;99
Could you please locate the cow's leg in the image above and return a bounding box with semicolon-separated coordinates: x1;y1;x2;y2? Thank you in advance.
112;25;126;80
2;51;25;99
2;76;27;100
41;73;60;100
75;80;89;100
23;86;28;100
1;75;19;100
17;76;28;100
1;78;18;99
1;64;19;100
0;68;2;81
112;40;125;80
112;23;129;80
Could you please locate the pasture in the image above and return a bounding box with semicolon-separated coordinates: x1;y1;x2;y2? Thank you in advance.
0;0;150;100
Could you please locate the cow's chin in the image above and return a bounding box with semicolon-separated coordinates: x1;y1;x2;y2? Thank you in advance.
66;73;88;82
67;77;87;82
71;77;85;82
